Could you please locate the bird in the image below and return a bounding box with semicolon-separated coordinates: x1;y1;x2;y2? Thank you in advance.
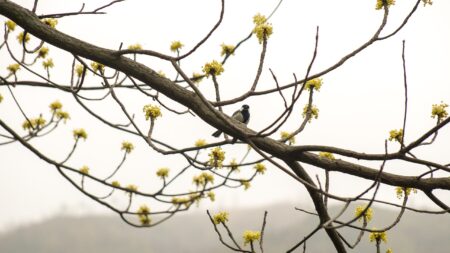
212;104;250;138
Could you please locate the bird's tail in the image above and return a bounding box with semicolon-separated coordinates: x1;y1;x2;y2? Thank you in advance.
212;130;222;137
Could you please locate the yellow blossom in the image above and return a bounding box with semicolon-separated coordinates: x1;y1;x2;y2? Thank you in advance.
17;32;30;43
0;93;3;103
195;139;207;147
220;43;235;56
376;0;396;10
208;147;225;168
139;213;151;225
229;158;240;171
207;191;216;202
137;204;150;214
431;102;448;121
280;131;296;145
127;43;142;50
37;47;49;58
305;78;323;91
240;179;251;190
170;41;184;52
157;70;166;78
254;163;266;174
243;230;261;246
126;184;138;192
5;20;16;31
388;129;403;143
79;165;89;175
253;13;267;25
193;172;214;186
171;197;189;205
192;72;204;84
386;248;393;253
143;104;162;120
91;62;105;73
49;100;62;112
22;116;46;130
7;64;20;74
422;0;433;6
395;187;417;199
56;111;70;123
369;230;387;243
121;141;134;153
213;211;229;224
156;167;170;179
302;104;319;122
73;128;88;140
111;181;121;187
42;18;58;28
355;205;373;222
42;58;54;69
202;60;224;77
319;152;335;160
75;64;85;77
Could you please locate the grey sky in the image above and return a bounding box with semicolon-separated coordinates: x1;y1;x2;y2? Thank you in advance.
1;0;449;232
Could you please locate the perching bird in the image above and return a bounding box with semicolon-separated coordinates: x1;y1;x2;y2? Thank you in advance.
212;104;250;137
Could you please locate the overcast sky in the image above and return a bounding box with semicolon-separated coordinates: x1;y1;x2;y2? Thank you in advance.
1;0;449;232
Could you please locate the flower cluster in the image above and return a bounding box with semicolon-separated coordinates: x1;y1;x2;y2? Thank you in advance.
305;78;323;91
229;158;239;171
121;141;134;153
202;60;224;77
254;163;266;174
143;104;162;120
91;62;105;73
240;179;251;190
422;0;433;6
22;116;46;130
7;64;20;74
193;172;214;187
137;204;151;225
170;41;184;52
17;32;30;44
280;131;296;145
252;13;273;44
75;64;85;77
156;167;170;179
375;0;396;10
243;230;261;246
127;43;142;50
220;43;235;56
42;18;58;28
208;147;225;168
302;104;319;122
431;102;448;121
207;191;216;202
355;205;373;222
319;152;335;160
369;230;387;243
73;128;88;140
0;93;3;103
49;100;62;112
191;72;204;84
5;20;16;31
213;211;229;225
37;47;49;58
195;139;207;147
42;58;54;70
395;187;417;199
388;129;403;143
157;70;166;78
79;165;90;175
111;181;121;187
126;184;138;192
56;110;70;123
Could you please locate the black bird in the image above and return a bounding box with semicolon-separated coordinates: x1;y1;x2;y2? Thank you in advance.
212;104;250;137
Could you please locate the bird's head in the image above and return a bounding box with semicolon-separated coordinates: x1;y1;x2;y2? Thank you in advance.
242;104;249;110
